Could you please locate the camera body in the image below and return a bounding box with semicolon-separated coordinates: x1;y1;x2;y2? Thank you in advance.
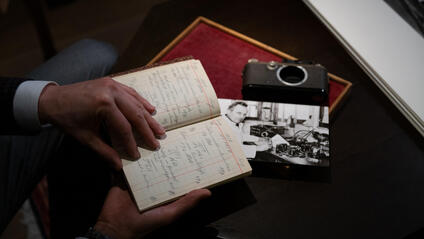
242;60;329;105
250;124;286;138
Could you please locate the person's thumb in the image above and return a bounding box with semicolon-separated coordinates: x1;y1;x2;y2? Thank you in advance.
165;189;211;222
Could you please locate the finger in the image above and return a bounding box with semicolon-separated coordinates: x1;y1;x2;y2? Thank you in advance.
104;105;140;159
170;189;212;211
118;83;156;114
115;94;160;150
80;131;123;170
143;109;166;139
120;92;165;138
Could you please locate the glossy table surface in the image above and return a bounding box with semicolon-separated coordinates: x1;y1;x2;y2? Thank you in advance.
113;1;424;238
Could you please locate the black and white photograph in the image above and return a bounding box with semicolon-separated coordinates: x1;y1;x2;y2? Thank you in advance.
219;99;330;167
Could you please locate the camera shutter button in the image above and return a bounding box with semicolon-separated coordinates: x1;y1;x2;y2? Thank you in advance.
267;61;278;70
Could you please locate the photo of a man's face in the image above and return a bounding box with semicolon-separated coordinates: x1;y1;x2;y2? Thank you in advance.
227;104;248;124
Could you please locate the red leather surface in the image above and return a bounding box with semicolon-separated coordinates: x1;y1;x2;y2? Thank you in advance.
160;22;344;106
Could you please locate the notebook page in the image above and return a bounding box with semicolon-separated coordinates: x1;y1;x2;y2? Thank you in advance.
123;116;252;212
112;59;220;130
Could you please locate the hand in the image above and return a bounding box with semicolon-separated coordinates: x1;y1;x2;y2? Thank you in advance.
94;186;211;239
38;77;166;170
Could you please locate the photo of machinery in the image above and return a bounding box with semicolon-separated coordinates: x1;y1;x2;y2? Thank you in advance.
219;99;330;167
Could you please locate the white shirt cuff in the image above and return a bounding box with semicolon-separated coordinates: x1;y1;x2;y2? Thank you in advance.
13;81;58;132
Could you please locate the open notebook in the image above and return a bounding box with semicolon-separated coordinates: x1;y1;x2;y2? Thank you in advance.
112;59;252;212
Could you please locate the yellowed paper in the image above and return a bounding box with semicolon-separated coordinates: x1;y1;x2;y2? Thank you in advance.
113;60;220;130
123;116;251;212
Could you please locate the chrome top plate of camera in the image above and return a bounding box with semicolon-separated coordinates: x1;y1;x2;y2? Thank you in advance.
267;61;279;70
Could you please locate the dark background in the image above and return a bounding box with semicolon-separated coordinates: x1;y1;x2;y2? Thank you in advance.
1;0;423;238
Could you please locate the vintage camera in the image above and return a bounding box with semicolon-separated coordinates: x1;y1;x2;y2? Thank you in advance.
250;124;286;138
242;59;329;105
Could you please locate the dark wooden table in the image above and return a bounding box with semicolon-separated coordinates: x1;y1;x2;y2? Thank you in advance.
113;0;424;238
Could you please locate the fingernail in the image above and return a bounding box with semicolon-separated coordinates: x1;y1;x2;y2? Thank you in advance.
151;109;157;116
134;151;141;159
159;125;166;134
157;134;167;140
154;145;161;151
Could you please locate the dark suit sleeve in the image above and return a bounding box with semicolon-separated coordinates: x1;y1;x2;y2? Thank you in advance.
0;77;33;134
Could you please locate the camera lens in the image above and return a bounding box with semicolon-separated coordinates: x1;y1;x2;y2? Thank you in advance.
277;65;307;86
